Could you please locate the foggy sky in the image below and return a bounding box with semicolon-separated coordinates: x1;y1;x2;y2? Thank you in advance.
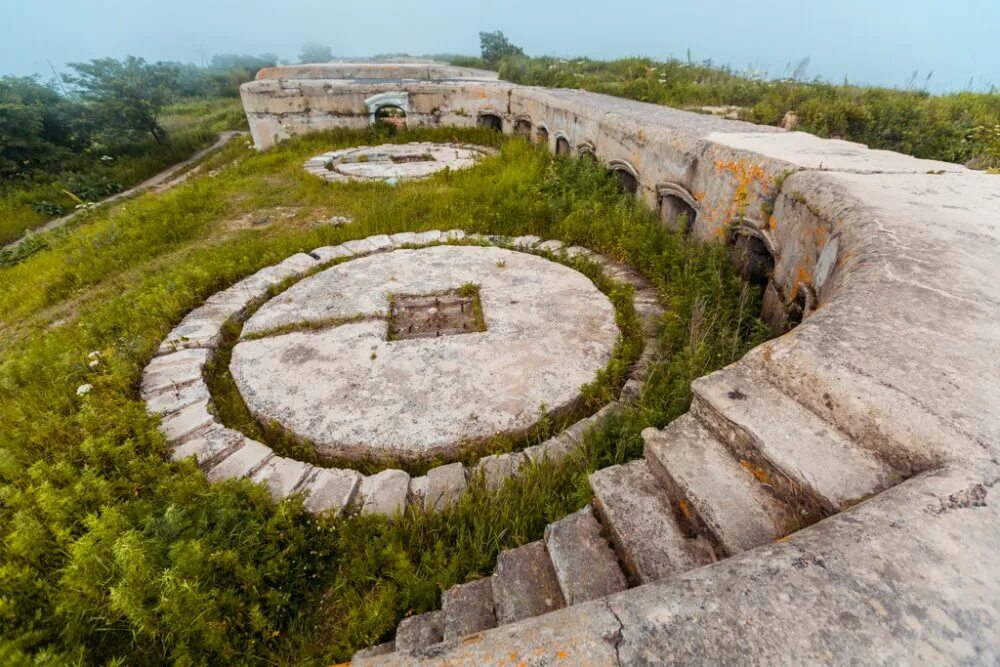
3;0;997;92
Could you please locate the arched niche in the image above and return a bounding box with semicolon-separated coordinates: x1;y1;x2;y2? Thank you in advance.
554;132;572;156
728;221;778;286
577;141;597;160
365;92;409;126
477;112;503;132
607;159;640;195
656;183;700;234
514;117;532;138
535;125;550;148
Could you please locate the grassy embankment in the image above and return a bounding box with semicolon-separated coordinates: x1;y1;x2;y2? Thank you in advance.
0;97;247;247
0;126;766;664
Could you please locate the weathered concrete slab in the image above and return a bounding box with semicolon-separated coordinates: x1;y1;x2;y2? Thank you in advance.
249;456;313;499
170;427;245;468
231;246;618;463
206;440;273;481
544;506;628;605
442;578;496;640
301;467;362;515
590;460;714;583
358;469;410;516
395;611;444;652
492;541;565;624
424;462;466;511
644;415;793;555
158;399;216;444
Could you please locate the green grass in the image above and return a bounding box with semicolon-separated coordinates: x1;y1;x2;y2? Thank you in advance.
0;97;247;246
0;126;767;664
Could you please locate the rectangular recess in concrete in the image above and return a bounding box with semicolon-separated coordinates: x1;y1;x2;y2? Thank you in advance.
388;287;486;340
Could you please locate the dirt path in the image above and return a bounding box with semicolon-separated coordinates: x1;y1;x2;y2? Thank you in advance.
3;131;246;252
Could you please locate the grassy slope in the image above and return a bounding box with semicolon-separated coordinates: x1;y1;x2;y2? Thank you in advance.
0;97;248;246
0;127;766;664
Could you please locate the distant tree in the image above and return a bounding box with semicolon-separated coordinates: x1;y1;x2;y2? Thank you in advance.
64;57;178;144
479;31;524;68
0;76;88;177
299;42;333;64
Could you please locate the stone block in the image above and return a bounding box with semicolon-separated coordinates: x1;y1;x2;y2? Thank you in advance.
302;467;362;515
206;440;273;482
425;463;467;511
395;611;444;652
358;469;410;516
492;541;565;624
159;399;217;444
544;505;628;604
250;456;313;499
442;578;496;640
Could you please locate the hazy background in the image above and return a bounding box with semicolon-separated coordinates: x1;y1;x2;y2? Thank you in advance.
3;0;998;92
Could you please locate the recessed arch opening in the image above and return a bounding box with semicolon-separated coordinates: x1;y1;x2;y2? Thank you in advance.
729;224;776;286
514;118;532;138
536;125;549;148
608;160;640;196
786;282;816;330
577;142;597;161
555;136;572;156
657;184;699;234
477;112;503;132
373;105;407;128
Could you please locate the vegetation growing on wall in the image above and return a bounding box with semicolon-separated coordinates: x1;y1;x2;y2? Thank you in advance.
0;127;766;664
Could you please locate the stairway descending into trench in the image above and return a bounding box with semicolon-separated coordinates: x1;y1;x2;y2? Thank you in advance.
353;362;903;663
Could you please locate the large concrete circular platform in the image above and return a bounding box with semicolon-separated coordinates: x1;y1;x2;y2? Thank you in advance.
303;142;490;183
230;245;619;462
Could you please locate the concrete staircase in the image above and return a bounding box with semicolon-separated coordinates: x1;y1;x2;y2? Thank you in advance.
354;362;902;662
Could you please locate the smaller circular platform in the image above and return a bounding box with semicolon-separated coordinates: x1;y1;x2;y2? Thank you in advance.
304;142;491;183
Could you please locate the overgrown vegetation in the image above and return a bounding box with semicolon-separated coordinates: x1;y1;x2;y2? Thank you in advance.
494;55;1000;169
0;54;271;244
0;126;765;664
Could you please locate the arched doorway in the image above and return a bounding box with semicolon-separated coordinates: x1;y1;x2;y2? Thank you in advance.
729;226;775;285
536;126;549;148
477;113;503;132
657;184;699;234
514;118;532;138
555;136;571;156
608;161;640;196
374;105;406;128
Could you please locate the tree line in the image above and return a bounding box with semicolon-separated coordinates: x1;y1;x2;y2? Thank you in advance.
0;54;276;181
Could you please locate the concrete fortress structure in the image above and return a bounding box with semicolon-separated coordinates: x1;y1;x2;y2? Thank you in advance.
236;65;1000;664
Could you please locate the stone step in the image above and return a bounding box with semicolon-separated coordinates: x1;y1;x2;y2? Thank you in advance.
590;460;715;584
442;578;497;640
643;414;795;556
691;363;899;514
543;506;628;605
395;610;444;653
491;541;566;625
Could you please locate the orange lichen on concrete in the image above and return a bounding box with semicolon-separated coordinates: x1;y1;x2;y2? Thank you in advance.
740;459;771;484
714;158;772;220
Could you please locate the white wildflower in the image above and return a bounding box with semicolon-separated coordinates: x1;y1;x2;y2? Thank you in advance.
76;384;93;396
